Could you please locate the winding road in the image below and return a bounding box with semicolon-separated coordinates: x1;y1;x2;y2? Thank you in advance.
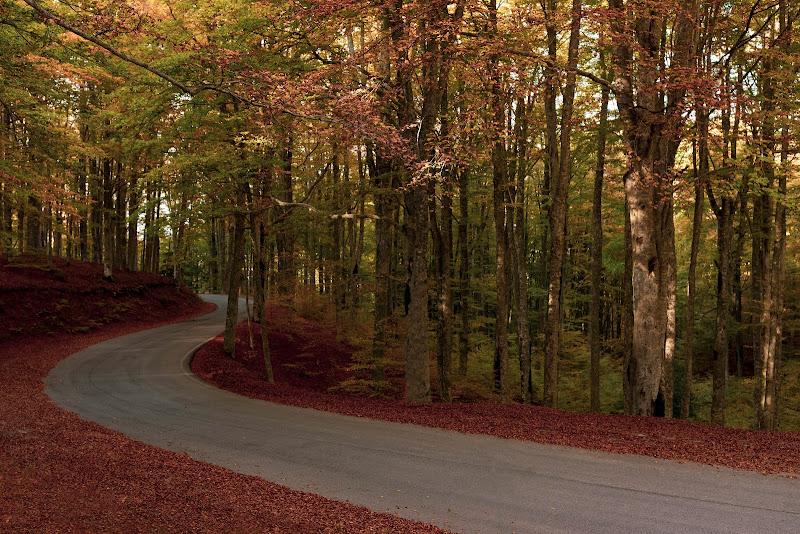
46;295;799;533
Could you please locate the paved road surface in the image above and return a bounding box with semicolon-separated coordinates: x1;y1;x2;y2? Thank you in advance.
46;295;800;533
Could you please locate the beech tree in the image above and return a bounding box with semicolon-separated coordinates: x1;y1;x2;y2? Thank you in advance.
7;0;800;429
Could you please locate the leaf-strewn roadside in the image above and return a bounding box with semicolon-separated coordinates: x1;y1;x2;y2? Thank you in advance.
193;306;800;477
0;256;448;533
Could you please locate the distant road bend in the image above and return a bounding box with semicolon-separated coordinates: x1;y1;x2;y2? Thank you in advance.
46;294;800;533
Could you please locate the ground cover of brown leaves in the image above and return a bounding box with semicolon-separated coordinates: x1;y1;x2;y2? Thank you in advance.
0;255;447;533
193;305;800;477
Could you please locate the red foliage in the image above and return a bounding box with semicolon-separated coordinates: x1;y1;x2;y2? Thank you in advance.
0;254;198;342
0;256;446;533
194;307;800;477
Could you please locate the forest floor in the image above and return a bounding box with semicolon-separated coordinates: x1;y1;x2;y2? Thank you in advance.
193;302;800;477
0;254;447;533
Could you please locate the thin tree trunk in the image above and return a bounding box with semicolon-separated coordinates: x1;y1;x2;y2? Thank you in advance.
332;153;345;312
622;185;634;413
543;0;581;409
102;158;114;281
681;180;704;420
432;172;454;402
512;97;533;405
126;171;139;270
753;34;778;429
90;159;103;264
657;194;677;418
115;163;127;269
708;108;734;426
224;199;245;358
590;50;609;413
250;211;273;382
26;196;43;253
489;0;510;403
370;147;391;392
209;217;219;293
275;129;295;297
458;168;470;376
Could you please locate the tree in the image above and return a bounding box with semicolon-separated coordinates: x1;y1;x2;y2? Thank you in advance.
607;0;699;416
542;0;582;409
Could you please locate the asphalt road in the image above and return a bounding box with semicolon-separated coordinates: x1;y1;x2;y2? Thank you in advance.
46;294;800;533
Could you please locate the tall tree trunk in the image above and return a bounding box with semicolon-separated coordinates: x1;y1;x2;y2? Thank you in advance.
753;37;777;430
1;179;14;254
369;147;392;392
488;0;510;403
681;178;704;420
395;0;450;404
209;217;219;293
224;198;245;358
432;172;453;402
251;211;273;382
707;94;735;426
26;196;43;253
404;182;431;403
622;193;634;413
173;191;189;286
275;129;295;297
126;171;139;270
590;51;609;413
90;159;103;264
512;97;533;404
755;5;791;429
332;153;345;312
610;0;698;415
542;0;581;408
115;163;127;269
217;216;228;291
457;168;470;376
102;158;114;281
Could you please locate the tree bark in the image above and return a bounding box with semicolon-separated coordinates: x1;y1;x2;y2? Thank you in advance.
26;196;43;254
251;211;273;382
404;182;431;403
457;168;470;376
224;198;245;358
90;159;103;264
681;179;703;420
115;163;127;269
590;50;609;413
622;188;634;413
542;0;581;409
512;97;533;404
489;0;510;403
275;129;295;297
432;84;454;403
753;43;777;430
101;158;114;281
126;171;139;270
609;0;698;416
370;147;392;392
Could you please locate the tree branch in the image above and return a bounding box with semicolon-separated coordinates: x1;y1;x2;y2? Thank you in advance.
22;0;201;96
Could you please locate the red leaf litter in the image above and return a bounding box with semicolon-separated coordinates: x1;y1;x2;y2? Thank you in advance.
0;255;447;533
193;305;800;478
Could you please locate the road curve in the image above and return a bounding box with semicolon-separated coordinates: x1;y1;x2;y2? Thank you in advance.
46;294;799;533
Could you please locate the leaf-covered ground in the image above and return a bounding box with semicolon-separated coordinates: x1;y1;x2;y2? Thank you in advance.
0;255;447;533
192;305;800;477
